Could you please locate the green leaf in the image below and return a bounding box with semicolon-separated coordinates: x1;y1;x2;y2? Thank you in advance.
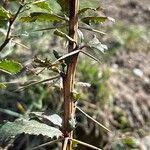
77;29;84;43
72;90;81;101
88;35;108;53
0;119;62;145
72;140;79;149
78;7;101;15
53;50;61;59
30;112;62;127
45;114;62;127
33;0;51;12
0;6;11;19
0;20;8;27
54;29;76;43
79;26;106;35
81;16;107;25
56;0;68;13
0;83;6;89
122;137;140;148
0;60;23;74
20;12;66;22
69;117;76;131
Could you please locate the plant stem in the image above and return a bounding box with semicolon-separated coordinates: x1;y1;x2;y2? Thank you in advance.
32;138;63;150
0;1;24;52
63;138;69;150
15;75;60;91
0;108;22;117
63;0;79;149
76;106;111;132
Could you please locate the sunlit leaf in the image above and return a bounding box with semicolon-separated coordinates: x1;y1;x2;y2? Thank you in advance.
72;140;79;149
30;112;62;127
20;12;66;22
81;16;107;25
88;35;108;53
0;119;62;145
122;137;140;148
0;83;6;90
72;90;81;101
0;60;23;74
0;6;11;19
33;0;51;12
108;16;115;22
45;114;62;127
16;102;26;113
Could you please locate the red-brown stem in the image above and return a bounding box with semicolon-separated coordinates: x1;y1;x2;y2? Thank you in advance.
63;0;79;149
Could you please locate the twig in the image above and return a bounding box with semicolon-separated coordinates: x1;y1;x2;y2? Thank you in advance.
0;108;22;117
80;50;101;63
53;50;80;64
0;1;25;52
52;45;100;65
31;138;63;150
15;75;60;91
76;106;111;132
52;45;86;64
69;138;102;150
12;40;30;50
35;67;46;75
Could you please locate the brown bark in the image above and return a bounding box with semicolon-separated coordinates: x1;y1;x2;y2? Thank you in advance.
63;0;79;149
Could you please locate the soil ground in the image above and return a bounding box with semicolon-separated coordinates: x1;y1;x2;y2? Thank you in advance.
78;0;150;149
101;0;150;149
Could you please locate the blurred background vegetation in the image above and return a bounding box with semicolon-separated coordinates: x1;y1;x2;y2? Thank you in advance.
0;0;150;149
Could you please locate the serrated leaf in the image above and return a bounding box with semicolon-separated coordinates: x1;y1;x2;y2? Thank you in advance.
81;16;107;25
0;119;62;145
0;83;6;89
54;29;76;43
0;6;11;19
56;0;68;13
33;0;51;12
0;60;23;74
45;114;62;127
88;35;108;53
30;112;62;127
20;12;66;22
